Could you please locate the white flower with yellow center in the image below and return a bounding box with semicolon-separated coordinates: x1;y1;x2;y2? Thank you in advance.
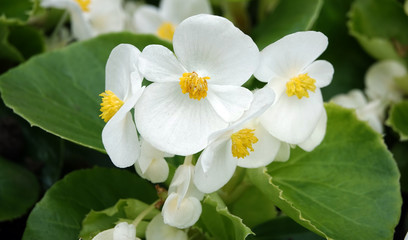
134;14;259;156
134;139;172;183
92;222;139;240
132;0;212;41
193;87;286;193
162;156;204;229
41;0;126;40
146;214;188;240
99;44;145;168
255;31;334;145
365;60;407;103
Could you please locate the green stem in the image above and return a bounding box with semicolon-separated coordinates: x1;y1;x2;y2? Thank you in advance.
132;200;160;226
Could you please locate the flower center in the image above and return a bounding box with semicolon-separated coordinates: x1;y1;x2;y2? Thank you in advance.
231;128;258;159
99;90;124;122
74;0;91;12
179;72;210;100
286;73;316;99
157;22;175;41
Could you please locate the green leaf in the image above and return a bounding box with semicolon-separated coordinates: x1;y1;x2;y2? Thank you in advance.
392;141;408;192
251;0;323;49
0;19;45;73
313;0;375;100
248;216;324;240
195;193;253;240
386;100;408;141
228;181;277;228
22;167;157;240
348;0;408;62
0;33;171;152
0;0;36;22
80;198;159;240
0;157;40;221
248;103;401;240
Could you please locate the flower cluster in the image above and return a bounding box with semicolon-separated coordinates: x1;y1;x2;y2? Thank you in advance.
97;13;333;238
40;0;212;42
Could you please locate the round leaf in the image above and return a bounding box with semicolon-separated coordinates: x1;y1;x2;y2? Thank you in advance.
248;103;401;240
386;100;408;141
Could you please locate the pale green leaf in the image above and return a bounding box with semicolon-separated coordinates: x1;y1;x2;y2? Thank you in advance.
248;103;401;240
22;167;157;240
0;33;171;152
80;198;159;240
195;193;253;240
386;100;408;141
0;157;40;221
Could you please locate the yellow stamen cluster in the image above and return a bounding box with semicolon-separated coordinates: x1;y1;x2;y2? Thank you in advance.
286;73;317;99
231;128;258;159
157;22;176;41
74;0;91;12
179;72;210;100
99;90;124;122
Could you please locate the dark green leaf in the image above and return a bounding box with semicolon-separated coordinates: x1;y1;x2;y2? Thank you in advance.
22;167;157;240
248;216;324;240
0;157;40;221
251;0;323;49
248;103;401;240
0;0;36;22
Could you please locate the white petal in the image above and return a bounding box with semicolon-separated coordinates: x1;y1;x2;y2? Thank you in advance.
134;83;227;155
106;44;142;100
159;0;212;24
207;86;276;143
88;0;125;34
194;138;237;193
92;228;114;240
297;109;327;151
173;14;259;86
303;60;334;88
274;142;290;162
138;45;186;83
170;165;192;203
138;139;164;173
256;31;328;81
102;94;141;168
113;222;136;240
259;89;324;144
237;123;281;168
330;89;367;109
135;157;169;183
162;193;202;229
146;214;188;240
365;60;406;102
207;85;253;122
133;5;163;33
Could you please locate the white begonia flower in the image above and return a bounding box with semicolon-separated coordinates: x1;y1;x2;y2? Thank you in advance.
99;44;145;168
365;60;407;103
162;157;204;229
255;31;334;145
331;89;386;133
134;139;172;183
135;14;259;156
146;214;188;240
92;222;139;240
194;87;284;193
41;0;126;40
133;0;212;41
